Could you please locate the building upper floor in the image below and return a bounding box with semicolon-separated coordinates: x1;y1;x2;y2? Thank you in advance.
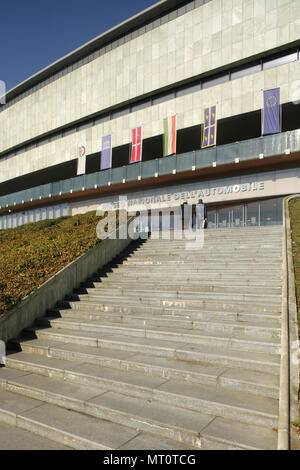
0;0;299;157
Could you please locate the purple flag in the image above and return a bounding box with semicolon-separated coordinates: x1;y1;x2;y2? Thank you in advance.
101;135;112;170
202;105;217;148
263;88;281;135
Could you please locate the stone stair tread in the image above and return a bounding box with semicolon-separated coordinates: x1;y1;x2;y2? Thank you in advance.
2;354;279;418
41;316;281;345
23;326;281;364
66;302;281;318
199;416;277;450
0;420;72;450
89;284;282;294
6;349;280;391
0;370;214;438
15;402;140;450
95;280;282;288
75;294;282;308
52;309;281;330
82;289;282;302
28;323;281;355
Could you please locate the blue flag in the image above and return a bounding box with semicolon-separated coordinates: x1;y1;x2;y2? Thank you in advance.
101;135;112;170
262;88;281;135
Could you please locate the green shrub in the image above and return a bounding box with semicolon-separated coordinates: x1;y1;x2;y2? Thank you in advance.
289;199;300;328
0;211;117;315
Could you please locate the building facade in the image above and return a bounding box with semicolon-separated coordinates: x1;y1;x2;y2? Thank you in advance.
0;0;299;230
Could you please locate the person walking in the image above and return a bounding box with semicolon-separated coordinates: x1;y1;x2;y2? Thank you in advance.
196;199;208;229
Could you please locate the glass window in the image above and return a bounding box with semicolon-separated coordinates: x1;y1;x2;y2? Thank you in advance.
111;107;129;119
131;99;151;113
94;114;110;125
77;121;93;131
62;127;76;137
231;205;244;227
217;207;230;228
202;74;229;89
207;209;216;229
176;82;201;97
231;63;261;80
153;91;175;105
263;52;297;70
260;198;283;226
245;202;259;226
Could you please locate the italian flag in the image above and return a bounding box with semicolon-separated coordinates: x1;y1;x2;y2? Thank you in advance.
163;115;176;156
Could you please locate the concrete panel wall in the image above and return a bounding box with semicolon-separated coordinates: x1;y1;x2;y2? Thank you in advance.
0;0;299;154
0;59;299;184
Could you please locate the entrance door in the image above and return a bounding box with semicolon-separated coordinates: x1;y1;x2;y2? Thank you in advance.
207;209;216;229
231;205;244;228
218;207;231;228
245;201;260;226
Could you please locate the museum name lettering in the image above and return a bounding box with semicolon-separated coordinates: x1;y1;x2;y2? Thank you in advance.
125;182;265;207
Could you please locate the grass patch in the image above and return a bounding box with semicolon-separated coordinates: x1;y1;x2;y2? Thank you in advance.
289;198;300;330
0;211;117;315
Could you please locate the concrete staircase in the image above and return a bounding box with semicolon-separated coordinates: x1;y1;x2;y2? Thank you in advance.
0;226;283;450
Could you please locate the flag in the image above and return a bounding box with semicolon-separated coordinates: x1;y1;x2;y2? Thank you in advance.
163;115;177;156
130;126;142;163
202;105;217;148
101;135;112;170
262;88;281;135
77;145;86;175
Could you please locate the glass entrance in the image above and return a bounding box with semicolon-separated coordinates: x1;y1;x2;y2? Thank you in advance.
245;201;260;226
260;198;283;226
218;207;231;228
206;197;283;229
231;205;244;227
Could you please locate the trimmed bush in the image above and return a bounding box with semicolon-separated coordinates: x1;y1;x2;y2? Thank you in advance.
0;211;115;315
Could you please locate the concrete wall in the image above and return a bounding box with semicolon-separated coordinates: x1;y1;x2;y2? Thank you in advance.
0;204;70;230
0;0;299;179
0;219;133;344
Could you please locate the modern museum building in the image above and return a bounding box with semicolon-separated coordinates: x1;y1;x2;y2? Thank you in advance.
0;0;299;231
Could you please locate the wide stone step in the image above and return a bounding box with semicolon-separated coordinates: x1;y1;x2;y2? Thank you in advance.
7;340;280;399
136;244;282;249
112;262;282;271
0;419;71;450
71;294;281;313
35;316;281;355
119;258;282;266
78;288;282;305
143;239;282;246
102;269;282;280
92;277;282;288
0;358;277;450
19;327;281;374
86;281;282;295
0;387;172;450
1;352;279;430
58;302;281;325
49;308;281;339
65;299;281;319
138;248;282;255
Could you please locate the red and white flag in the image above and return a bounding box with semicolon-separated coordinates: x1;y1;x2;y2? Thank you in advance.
130;126;143;163
163;115;176;156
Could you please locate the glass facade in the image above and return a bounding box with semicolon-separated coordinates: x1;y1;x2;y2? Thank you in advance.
207;197;283;229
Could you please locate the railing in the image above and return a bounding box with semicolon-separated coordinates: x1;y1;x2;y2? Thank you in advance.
1;129;299;211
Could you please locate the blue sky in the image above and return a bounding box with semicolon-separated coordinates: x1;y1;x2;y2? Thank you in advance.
1;0;157;92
